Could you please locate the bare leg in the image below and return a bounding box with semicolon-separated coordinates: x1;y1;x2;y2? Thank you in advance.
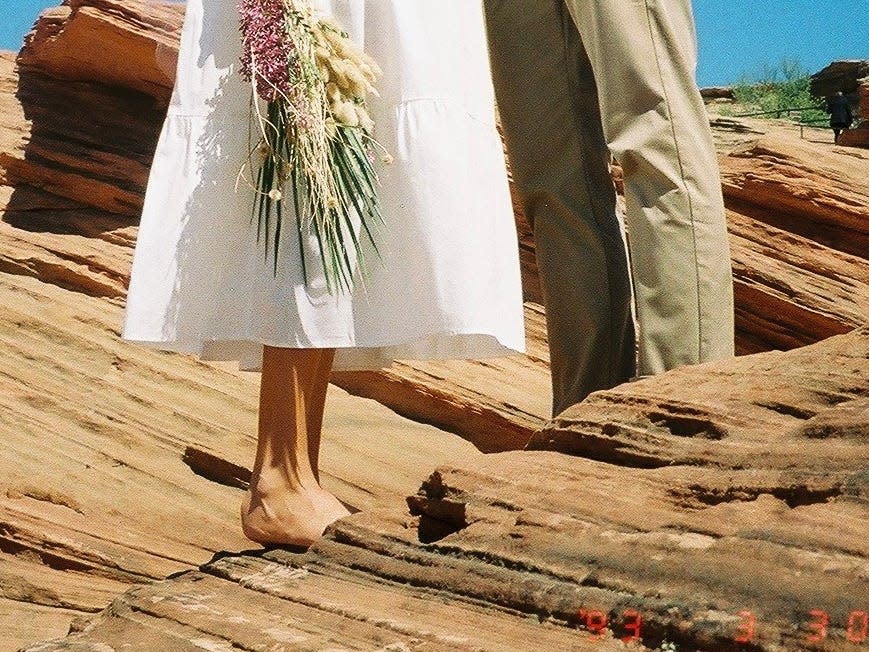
305;349;335;482
240;346;350;547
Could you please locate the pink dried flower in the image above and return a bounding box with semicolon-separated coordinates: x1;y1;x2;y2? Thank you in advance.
238;0;297;102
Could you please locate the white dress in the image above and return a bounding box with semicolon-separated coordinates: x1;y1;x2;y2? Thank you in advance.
123;0;525;370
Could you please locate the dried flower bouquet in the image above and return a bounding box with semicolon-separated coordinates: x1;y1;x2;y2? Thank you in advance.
237;0;387;293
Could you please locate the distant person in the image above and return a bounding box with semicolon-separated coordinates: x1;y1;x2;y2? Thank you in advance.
826;91;853;144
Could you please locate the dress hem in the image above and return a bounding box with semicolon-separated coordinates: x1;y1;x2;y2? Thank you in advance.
122;331;526;372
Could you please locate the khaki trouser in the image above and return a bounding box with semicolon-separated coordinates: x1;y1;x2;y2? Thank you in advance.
484;0;735;416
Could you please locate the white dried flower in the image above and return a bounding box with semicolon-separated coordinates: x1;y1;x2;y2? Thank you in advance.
357;107;375;133
334;101;359;126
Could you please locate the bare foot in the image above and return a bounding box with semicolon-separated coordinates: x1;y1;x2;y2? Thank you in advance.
240;480;351;547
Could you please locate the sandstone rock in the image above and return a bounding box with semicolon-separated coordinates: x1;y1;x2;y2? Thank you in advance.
839;80;869;148
810;60;869;99
700;86;735;101
5;53;165;218
719;133;869;259
331;302;551;454
727;208;868;352
527;327;869;471
26;550;621;651
26;330;869;652
17;0;182;105
512;130;869;355
0;271;484;651
4;0;180;225
2;2;869;651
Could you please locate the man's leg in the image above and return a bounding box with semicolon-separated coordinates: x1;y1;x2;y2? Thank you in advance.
485;0;636;416
564;0;735;374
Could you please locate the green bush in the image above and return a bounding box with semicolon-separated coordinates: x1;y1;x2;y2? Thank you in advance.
732;58;827;125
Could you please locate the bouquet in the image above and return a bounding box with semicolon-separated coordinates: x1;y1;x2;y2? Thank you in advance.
237;0;388;294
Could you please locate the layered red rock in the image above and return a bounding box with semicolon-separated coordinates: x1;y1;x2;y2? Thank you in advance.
727;207;868;352
17;0;182;104
528;327;869;469
719;134;869;257
25;330;869;652
839;80;869;148
1;1;868;651
810;60;869;96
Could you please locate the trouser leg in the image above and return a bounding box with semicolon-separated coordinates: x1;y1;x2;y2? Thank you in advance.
563;0;735;374
485;0;636;416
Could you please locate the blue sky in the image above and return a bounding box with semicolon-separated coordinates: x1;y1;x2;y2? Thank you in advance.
1;0;867;87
